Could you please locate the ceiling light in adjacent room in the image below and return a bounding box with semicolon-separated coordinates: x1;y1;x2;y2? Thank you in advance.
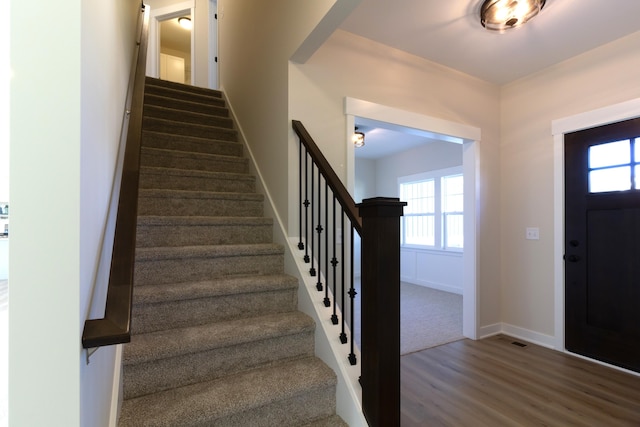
353;128;365;148
480;0;545;31
178;17;192;30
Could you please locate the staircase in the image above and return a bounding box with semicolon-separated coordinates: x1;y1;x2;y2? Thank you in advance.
118;77;347;427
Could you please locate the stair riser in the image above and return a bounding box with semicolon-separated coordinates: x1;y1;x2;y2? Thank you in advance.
143;117;238;141
140;151;248;174
211;386;336;427
145;83;225;106
142;132;243;157
146;78;224;96
144;105;234;129
123;330;314;399
140;172;255;193
144;94;228;117
131;288;297;333
136;223;272;247
134;253;284;286
137;196;263;217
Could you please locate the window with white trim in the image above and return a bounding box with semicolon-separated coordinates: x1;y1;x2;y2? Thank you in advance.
399;167;463;250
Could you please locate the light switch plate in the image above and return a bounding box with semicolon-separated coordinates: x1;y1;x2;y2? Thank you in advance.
526;227;540;240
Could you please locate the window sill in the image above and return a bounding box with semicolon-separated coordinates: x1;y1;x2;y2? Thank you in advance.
401;245;463;256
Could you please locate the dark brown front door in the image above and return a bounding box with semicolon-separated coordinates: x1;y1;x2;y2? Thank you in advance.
564;117;640;373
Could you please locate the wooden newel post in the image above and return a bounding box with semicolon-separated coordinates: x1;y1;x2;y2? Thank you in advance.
357;197;406;427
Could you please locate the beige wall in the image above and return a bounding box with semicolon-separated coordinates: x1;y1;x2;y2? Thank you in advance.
500;31;640;338
218;0;337;229
289;29;503;329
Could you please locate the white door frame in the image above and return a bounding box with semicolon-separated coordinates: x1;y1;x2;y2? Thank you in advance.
344;97;481;339
209;0;218;89
552;97;640;352
147;1;195;83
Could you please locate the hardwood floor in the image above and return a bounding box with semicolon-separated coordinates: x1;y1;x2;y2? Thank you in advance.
401;335;640;426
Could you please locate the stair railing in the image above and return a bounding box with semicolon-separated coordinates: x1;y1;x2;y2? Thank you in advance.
293;120;406;427
81;3;149;352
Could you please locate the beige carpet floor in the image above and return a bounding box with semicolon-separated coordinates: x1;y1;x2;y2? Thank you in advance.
354;281;463;355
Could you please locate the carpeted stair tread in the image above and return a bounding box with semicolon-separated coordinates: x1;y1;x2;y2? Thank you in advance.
141;130;243;157
137;214;271;227
118;357;337;427
138;188;262;201
135;243;283;261
124;311;314;365
143;116;238;141
137;189;264;217
146;76;223;98
144;93;229;117
139;166;255;192
140;146;248;173
133;274;299;305
143;104;234;129
301;415;349;427
135;215;272;246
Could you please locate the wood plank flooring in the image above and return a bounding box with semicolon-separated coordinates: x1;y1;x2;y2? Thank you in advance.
401;335;640;426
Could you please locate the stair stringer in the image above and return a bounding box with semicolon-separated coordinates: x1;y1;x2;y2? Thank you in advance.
221;91;367;427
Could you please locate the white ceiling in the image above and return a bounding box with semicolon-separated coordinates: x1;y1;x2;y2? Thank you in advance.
160;15;191;54
345;0;640;159
340;0;640;85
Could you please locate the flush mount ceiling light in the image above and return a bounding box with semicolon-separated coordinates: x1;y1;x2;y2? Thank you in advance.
178;17;192;30
353;127;365;148
480;0;545;31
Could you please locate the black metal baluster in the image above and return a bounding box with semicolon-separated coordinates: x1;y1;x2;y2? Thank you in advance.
348;225;357;365
316;169;323;290
303;150;310;263
324;180;330;306
298;139;304;251
309;162;316;276
340;210;347;344
331;196;339;324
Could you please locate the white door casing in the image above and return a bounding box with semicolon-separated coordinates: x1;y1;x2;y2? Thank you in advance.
552;98;640;354
147;1;195;82
344;97;481;339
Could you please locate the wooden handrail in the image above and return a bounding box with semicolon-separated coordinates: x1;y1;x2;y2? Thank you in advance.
82;3;149;349
292;120;363;234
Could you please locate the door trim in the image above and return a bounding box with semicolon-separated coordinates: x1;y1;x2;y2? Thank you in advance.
344;97;481;339
147;1;195;83
552;97;640;353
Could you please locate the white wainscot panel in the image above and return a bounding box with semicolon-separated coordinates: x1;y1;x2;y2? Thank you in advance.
401;247;463;294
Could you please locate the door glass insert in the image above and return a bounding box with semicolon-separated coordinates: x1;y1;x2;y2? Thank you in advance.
588;139;638;193
590;167;631;193
589;140;630;169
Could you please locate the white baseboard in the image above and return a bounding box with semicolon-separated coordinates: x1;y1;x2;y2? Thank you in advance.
109;344;124;427
479;322;555;349
478;323;502;339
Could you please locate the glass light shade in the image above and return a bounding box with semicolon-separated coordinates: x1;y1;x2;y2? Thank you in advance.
480;0;545;31
353;131;365;148
178;17;192;30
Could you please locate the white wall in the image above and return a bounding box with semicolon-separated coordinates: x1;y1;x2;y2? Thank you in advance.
289;29;502;329
499;31;640;340
10;1;138;425
10;0;82;424
354;158;375;203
